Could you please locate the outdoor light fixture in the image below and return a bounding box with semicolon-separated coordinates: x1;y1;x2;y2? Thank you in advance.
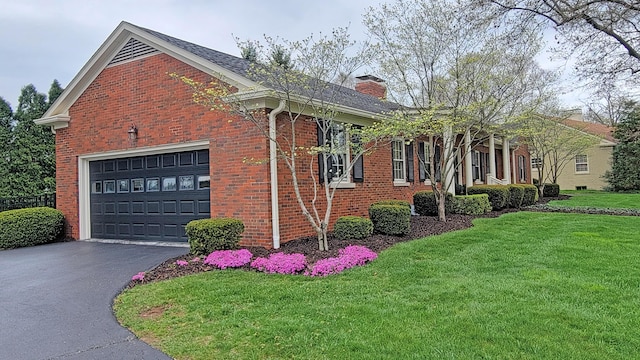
128;124;138;141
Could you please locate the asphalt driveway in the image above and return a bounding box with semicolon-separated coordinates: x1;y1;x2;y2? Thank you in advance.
0;241;188;360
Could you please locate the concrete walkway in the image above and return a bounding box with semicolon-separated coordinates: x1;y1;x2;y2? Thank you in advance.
0;241;187;359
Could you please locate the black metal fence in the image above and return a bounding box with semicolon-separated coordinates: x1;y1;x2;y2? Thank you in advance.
0;193;56;212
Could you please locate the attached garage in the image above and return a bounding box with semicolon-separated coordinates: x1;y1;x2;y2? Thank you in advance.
89;149;210;242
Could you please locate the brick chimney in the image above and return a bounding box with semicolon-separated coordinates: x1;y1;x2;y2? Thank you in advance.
355;75;386;100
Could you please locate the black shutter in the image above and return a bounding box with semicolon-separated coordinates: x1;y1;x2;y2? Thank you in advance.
391;144;395;180
418;142;426;182
352;126;364;182
406;143;414;182
317;121;329;183
435;145;441;182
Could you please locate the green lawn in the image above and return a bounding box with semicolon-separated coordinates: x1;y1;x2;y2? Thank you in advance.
551;190;640;209
115;212;640;359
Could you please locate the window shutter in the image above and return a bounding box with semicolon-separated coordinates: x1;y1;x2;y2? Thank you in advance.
418;142;426;182
406;143;414;182
317;122;326;182
352;126;364;182
434;145;441;182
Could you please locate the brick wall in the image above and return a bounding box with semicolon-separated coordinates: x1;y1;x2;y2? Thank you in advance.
56;53;273;247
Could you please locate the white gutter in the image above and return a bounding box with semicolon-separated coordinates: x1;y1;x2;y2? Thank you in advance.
269;100;287;249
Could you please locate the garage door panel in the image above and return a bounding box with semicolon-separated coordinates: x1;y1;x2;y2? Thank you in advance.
90;149;210;242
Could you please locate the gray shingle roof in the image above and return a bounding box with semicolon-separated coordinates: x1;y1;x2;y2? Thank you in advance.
137;25;399;115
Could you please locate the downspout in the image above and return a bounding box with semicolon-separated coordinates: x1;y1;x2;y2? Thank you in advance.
269;100;287;249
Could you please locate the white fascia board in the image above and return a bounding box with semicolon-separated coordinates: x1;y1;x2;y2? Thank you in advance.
78;140;210;161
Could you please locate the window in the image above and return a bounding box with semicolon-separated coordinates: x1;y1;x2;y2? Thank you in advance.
518;155;526;182
146;178;160;192
179;175;194;190
197;175;210;189
103;180;115;194
131;178;144;192
117;179;129;193
91;181;102;194
328;123;348;181
575;155;589;173
392;140;406;182
162;177;176;191
531;157;543;168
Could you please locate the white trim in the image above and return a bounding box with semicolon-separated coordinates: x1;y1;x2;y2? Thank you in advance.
34;114;70;133
330;181;356;189
77;140;210;240
393;180;410;187
268;100;287;249
391;139;406;182
575;154;589;173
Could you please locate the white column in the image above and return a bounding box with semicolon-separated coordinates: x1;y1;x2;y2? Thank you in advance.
489;133;496;178
443;126;456;194
464;130;473;188
502;138;511;184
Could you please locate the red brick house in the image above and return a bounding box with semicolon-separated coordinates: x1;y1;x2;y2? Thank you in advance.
36;22;531;248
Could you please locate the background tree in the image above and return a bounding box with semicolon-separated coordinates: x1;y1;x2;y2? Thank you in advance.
605;106;640;191
0;97;13;196
363;0;553;220
177;28;378;250
584;83;638;126
478;0;640;83
519;109;599;195
3;80;62;197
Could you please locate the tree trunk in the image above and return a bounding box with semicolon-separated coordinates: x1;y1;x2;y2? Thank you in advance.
317;225;329;251
438;191;447;222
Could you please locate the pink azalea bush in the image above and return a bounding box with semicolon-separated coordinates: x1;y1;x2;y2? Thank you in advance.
175;260;189;267
306;245;378;277
251;253;307;274
204;249;253;269
131;272;145;281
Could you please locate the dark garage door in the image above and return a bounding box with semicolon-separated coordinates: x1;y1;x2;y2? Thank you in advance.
90;149;210;242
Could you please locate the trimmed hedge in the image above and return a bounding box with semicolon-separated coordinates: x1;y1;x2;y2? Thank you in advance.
185;218;244;255
507;184;525;208
413;191;454;216
521;184;539;206
371;199;411;209
467;185;510;210
542;183;560;197
333;216;373;240
368;204;411;236
0;207;65;249
451;194;492;215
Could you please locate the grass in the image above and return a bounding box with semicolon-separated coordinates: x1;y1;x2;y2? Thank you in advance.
114;212;640;359
551;190;640;209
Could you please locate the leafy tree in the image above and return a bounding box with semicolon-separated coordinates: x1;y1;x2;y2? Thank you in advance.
5;81;61;196
48;79;64;106
519;109;600;195
239;41;258;62
605;106;640;191
176;28;378;250
479;0;640;82
363;0;553;221
0;97;13;196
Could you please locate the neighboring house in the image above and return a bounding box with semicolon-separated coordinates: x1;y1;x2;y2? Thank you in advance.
531;113;616;190
36;22;530;248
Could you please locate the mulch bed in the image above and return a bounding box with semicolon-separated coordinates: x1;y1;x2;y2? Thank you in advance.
129;195;570;287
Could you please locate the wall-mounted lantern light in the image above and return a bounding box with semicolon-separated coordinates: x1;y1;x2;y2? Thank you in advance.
128;125;138;141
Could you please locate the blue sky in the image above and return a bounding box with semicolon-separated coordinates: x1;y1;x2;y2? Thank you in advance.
0;0;582;109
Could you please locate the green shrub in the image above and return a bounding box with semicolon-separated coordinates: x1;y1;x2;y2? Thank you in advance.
333;216;373;240
0;207;65;249
507;185;525;208
542;183;560;197
451;194;492;215
185;218;244;255
413;191;454;216
371;199;411;209
467;185;510;210
368;204;411;236
521;185;539;206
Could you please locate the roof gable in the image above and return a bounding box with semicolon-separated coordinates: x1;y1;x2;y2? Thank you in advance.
41;21;397;122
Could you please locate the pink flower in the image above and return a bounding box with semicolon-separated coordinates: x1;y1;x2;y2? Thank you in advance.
175;260;189;267
204;249;253;269
131;272;145;281
191;257;201;263
306;245;377;277
251;253;307;274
